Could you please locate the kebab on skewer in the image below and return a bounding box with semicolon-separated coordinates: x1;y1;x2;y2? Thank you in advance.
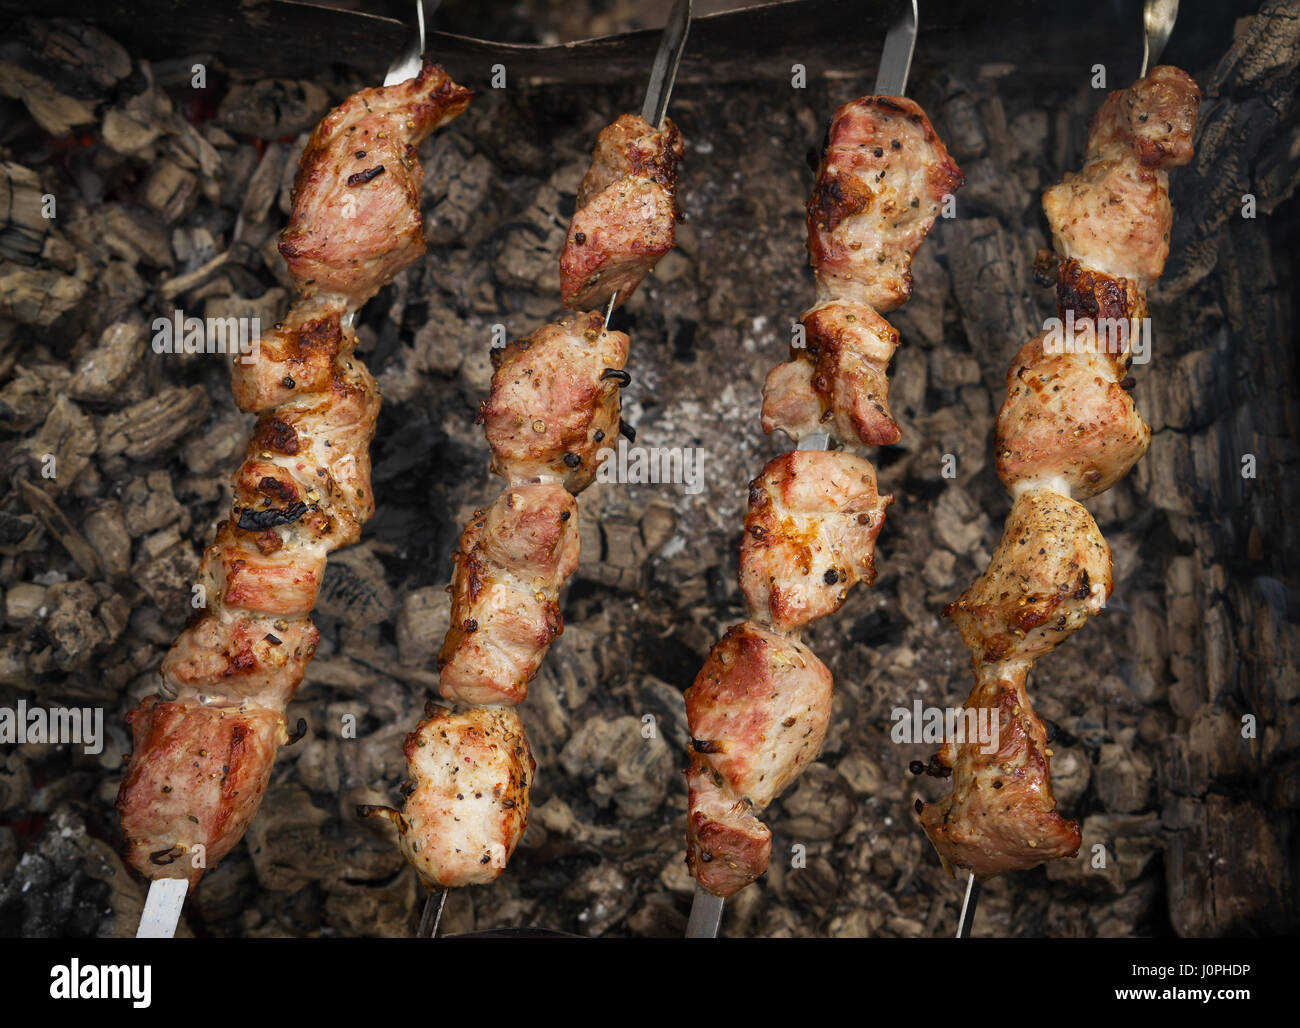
685;96;963;901
116;65;472;897
361;27;689;898
916;66;1201;884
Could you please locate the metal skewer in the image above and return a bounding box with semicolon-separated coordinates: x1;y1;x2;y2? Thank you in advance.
1140;0;1178;78
685;0;917;938
417;889;447;938
955;873;981;938
602;0;692;329
134;0;437;945
954;0;1180;942
415;2;691;938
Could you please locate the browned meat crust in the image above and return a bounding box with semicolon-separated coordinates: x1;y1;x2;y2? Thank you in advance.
560;114;684;309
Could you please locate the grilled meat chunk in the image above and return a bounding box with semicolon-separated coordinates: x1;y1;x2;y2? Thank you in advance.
1042;66;1200;288
740;451;892;633
945;488;1112;668
158;613;318;710
480;311;629;492
561;114;684;310
762;300;901;447
1051;257;1148;325
438;484;581;707
117;699;287;886
388;705;534;889
280;62;471;307
685;752;772;899
684;622;830;895
686;621;832;809
919;662;1082;878
808;96;963;312
996;331;1150;498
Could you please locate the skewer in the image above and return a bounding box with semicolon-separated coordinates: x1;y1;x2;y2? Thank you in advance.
135;0;439;943
955;873;980;938
417;889;447;938
685;0;917;939
951;0;1182;940
414;0;691;940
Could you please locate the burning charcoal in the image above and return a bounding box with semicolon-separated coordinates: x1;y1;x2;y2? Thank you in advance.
1094;743;1153;814
316;545;395;627
217;79;331;139
776;763;855;841
0;364;71;431
562;863;636;937
0;162;50;263
5;581;48;622
142;158;200;224
81;500;131;579
0;263;85;326
42;580;111;670
395;585;451;667
121;469;187;537
67;322;145;403
240;144;290;227
17;394;95;495
98;385;210;462
0;809;129;938
560;715;673;820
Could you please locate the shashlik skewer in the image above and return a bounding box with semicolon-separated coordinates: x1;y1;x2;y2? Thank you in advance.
685;0;963;935
119;55;472;936
361;0;692;936
917;62;1201;932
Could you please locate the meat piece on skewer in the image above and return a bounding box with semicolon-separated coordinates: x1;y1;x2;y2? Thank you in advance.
480;311;629;492
117;699;287;887
438;483;581;707
368;705;534;890
996;331;1150;498
685;621;832;897
685;753;772;899
158;613;318;710
762;300;902;447
1041;65;1200;289
280;64;473;307
944;487;1113;668
1050;257;1148;325
740;450;892;633
918;661;1081;879
808;96;963;312
560;113;684;310
765;97;963;448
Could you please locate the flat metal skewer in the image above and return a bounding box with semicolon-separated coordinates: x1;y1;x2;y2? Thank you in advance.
1140;0;1179;78
135;0;438;946
686;0;918;939
956;872;981;938
686;886;726;938
955;2;1180;942
417;889;447;938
